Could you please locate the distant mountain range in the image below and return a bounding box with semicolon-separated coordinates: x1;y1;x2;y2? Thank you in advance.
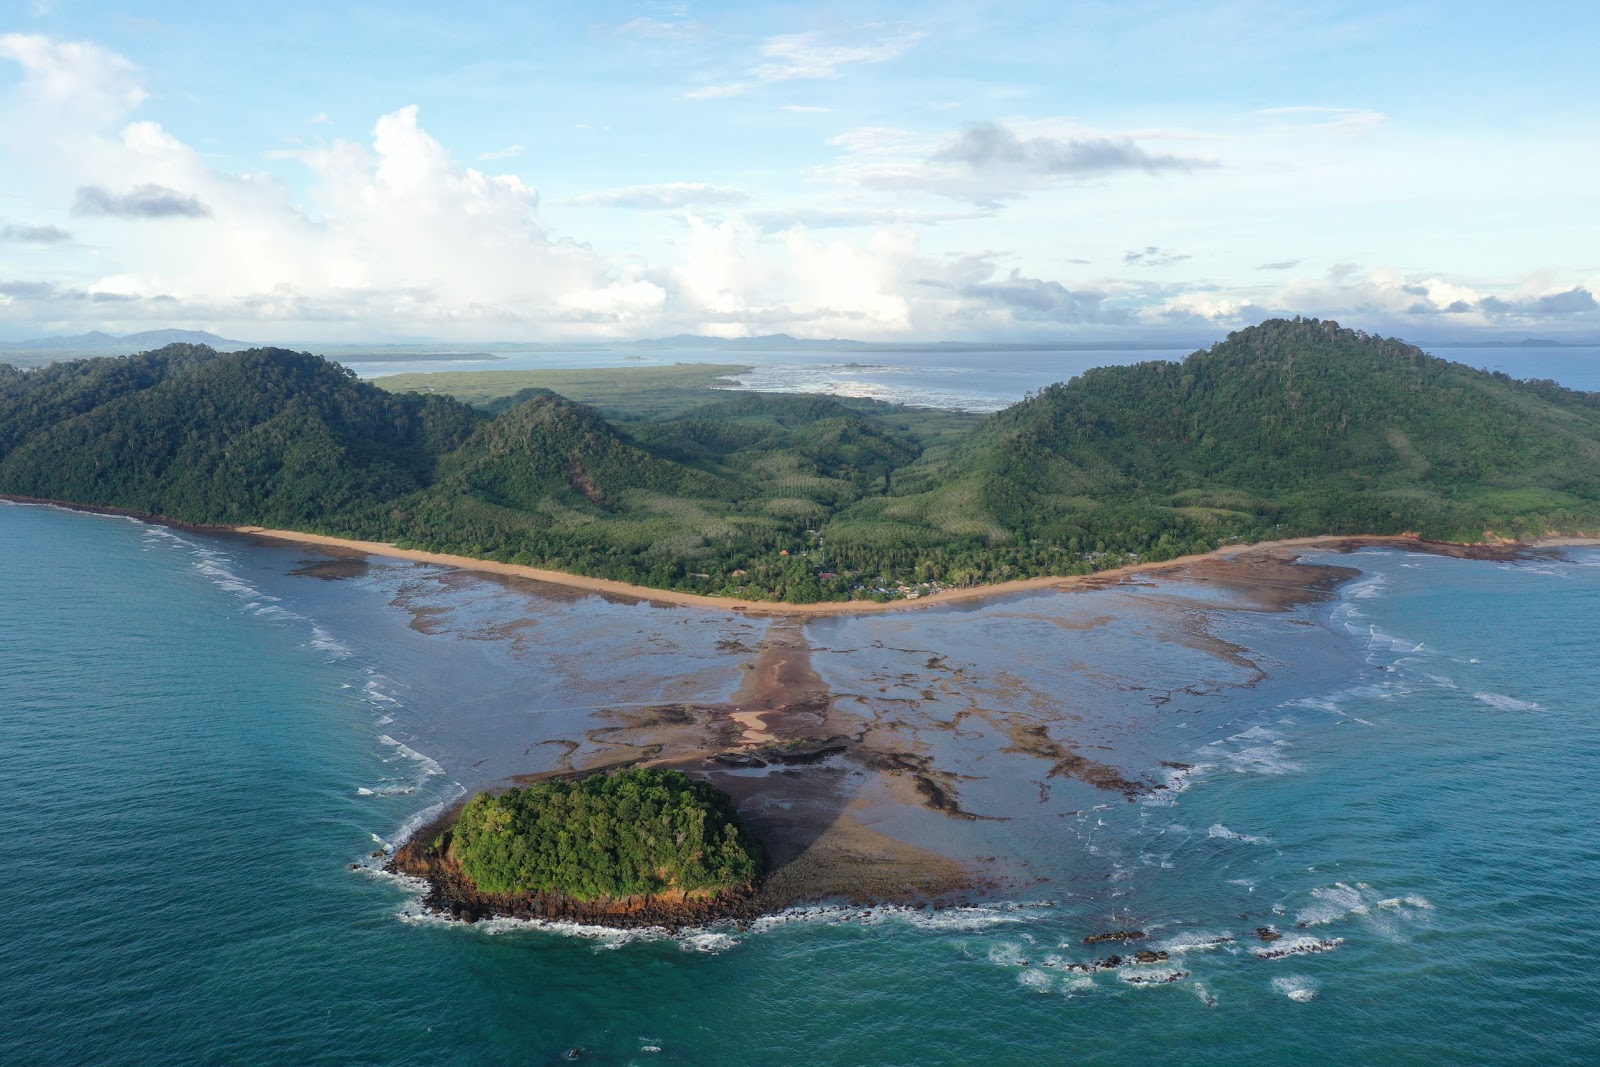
0;329;253;354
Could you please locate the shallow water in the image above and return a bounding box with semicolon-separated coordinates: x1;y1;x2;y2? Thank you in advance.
3;502;1597;1064
350;343;1190;413
351;342;1600;412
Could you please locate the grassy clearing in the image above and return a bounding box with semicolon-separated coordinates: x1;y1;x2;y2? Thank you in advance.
377;363;750;419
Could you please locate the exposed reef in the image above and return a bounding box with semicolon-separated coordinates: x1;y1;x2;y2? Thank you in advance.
379;538;1516;930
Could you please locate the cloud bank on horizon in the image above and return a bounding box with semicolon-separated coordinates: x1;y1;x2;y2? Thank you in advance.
0;2;1595;344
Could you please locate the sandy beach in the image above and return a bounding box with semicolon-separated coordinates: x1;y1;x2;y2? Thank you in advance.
232;524;1588;616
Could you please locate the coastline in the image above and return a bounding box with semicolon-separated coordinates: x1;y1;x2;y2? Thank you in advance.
20;492;1594;934
4;494;1590;615
230;524;1590;616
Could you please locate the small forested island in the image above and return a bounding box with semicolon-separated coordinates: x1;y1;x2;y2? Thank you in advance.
2;317;1598;603
392;768;764;926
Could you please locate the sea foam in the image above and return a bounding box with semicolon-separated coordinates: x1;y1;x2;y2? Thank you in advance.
377;734;445;778
1473;692;1541;711
1206;823;1271;844
140;520;355;660
1200;726;1304;777
1271;976;1319;1002
1293;882;1434;938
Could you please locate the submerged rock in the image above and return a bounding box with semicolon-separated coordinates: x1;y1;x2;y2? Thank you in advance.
709;751;767;768
1059;955;1122;973
1254;936;1344;960
1121;969;1190;985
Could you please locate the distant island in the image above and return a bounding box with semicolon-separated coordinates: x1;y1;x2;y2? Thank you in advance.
1426;338;1595;348
2;317;1598;603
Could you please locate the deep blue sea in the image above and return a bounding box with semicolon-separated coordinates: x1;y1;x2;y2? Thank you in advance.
4;501;1599;1065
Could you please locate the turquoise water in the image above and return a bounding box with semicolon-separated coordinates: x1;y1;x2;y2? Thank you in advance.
3;502;1598;1064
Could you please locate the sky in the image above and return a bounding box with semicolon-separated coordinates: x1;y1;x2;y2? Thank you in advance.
0;1;1596;344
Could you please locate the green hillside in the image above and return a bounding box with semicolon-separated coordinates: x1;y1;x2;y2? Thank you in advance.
0;346;477;527
962;317;1600;542
2;318;1597;602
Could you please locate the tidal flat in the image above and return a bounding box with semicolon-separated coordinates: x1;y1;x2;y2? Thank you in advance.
253;532;1374;922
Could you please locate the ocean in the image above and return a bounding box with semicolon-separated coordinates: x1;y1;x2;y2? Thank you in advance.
3;501;1598;1065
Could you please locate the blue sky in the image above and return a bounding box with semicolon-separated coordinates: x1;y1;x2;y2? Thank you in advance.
0;1;1596;342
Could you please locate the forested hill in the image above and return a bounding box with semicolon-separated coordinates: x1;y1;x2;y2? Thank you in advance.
0;346;479;526
933;317;1600;544
2;318;1597;603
